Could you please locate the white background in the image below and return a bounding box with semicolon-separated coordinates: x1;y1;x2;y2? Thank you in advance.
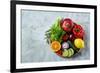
0;0;99;73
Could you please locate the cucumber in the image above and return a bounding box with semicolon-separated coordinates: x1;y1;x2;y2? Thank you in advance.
67;49;72;57
62;48;74;58
69;48;74;56
67;48;74;57
67;41;79;52
62;49;69;57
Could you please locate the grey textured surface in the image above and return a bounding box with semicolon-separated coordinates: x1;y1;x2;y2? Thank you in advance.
21;10;90;63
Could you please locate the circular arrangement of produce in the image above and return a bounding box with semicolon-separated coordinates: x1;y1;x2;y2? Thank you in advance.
45;17;85;58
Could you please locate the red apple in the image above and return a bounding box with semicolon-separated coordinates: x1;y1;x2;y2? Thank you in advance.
61;18;73;32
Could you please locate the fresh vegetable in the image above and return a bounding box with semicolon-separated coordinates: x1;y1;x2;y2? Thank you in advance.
69;34;75;42
56;50;62;56
62;42;69;49
67;49;72;57
74;38;85;49
62;49;69;57
51;41;61;52
45;17;85;58
62;48;74;57
73;24;84;38
45;17;66;43
67;40;79;52
62;34;69;41
60;18;73;32
69;48;74;56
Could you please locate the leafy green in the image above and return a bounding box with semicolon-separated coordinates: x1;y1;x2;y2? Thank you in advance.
45;17;66;43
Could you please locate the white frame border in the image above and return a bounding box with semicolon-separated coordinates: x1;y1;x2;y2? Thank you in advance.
16;5;94;69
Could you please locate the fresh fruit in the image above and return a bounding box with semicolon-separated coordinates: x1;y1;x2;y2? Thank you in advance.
73;24;84;38
67;40;79;52
62;34;69;41
69;34;75;41
45;17;85;58
51;41;61;52
61;18;73;32
62;48;74;57
56;50;62;56
62;42;69;49
74;38;85;49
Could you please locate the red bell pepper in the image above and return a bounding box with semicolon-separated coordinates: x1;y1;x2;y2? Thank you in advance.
72;24;85;38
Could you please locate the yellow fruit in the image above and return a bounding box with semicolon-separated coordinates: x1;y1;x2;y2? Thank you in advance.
74;38;85;49
51;41;61;52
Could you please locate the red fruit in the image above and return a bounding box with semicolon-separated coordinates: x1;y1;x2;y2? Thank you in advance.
56;50;62;56
73;24;85;38
69;34;75;41
61;18;73;32
62;34;69;41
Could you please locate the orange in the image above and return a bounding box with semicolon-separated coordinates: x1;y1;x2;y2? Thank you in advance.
51;41;61;52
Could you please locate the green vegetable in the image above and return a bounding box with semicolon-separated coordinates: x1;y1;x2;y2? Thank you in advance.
68;48;74;57
70;48;74;56
67;41;79;52
62;48;74;58
67;49;72;57
62;49;69;57
45;17;66;43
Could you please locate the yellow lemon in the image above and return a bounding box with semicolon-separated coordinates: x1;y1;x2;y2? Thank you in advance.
74;38;85;49
51;41;61;52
